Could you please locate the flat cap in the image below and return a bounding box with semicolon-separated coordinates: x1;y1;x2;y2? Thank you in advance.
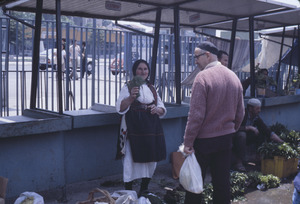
198;41;219;56
248;98;261;107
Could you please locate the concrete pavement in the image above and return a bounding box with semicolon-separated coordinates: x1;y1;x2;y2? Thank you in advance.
6;163;295;204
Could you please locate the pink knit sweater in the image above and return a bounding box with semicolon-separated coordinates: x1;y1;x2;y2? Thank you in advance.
184;62;245;147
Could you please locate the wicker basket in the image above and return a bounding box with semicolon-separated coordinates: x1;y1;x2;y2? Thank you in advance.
76;188;116;204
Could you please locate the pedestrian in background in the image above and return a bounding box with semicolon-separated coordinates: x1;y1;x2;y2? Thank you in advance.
69;40;80;80
217;50;229;67
81;41;86;78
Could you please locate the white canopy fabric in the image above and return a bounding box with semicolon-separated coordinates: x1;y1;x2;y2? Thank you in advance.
241;36;293;72
208;38;261;72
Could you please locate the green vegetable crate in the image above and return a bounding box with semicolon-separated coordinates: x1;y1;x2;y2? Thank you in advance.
261;156;298;178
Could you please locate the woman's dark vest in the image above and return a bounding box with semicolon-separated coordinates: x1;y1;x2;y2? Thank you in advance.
125;83;166;163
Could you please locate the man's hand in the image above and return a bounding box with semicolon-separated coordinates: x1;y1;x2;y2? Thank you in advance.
271;133;284;143
246;125;259;135
184;146;194;155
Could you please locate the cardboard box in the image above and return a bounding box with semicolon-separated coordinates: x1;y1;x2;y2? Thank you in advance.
0;177;8;204
171;152;186;179
261;156;298;178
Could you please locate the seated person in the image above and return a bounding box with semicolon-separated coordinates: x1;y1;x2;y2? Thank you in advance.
242;68;268;96
232;98;283;171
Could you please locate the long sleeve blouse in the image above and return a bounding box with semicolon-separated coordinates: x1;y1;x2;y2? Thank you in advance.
116;83;166;118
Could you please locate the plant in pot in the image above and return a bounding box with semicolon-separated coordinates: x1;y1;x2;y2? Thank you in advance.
257;128;299;178
257;142;299;160
292;74;300;95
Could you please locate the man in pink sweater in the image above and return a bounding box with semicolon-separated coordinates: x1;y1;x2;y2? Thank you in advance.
183;41;244;204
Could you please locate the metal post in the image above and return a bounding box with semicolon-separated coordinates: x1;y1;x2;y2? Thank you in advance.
249;16;255;97
150;8;161;85
56;0;63;114
4;16;10;116
285;28;296;91
276;26;285;90
0;19;2;116
174;5;181;104
65;23;70;110
228;18;237;70
298;25;300;74
30;0;43;109
92;19;96;105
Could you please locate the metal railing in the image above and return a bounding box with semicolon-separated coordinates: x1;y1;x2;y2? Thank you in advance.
2;17;279;117
0;17;207;116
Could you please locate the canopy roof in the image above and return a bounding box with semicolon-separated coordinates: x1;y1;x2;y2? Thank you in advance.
260;25;299;38
1;0;295;28
197;8;300;32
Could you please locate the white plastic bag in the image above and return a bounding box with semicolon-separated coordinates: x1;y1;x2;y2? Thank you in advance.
179;153;203;194
111;190;137;204
137;196;151;204
14;192;44;204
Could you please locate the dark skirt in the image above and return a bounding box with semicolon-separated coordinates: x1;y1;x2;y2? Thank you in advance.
125;108;166;163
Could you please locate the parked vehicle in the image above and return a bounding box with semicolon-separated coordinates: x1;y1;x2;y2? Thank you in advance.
39;48;93;76
110;52;124;75
109;51;139;75
39;49;57;70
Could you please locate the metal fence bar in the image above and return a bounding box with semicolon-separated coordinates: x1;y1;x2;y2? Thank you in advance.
51;21;55;111
45;21;49;110
21;23;25;114
15;21;19;115
79;26;83;109
65;23;70;111
0;19;3;117
91;19;96;107
118;31;123;92
4;18;10;116
85;27;89;109
108;30;112;105
103;29;107;104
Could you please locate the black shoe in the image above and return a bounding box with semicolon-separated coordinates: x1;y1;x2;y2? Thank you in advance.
234;163;246;172
124;181;133;190
138;190;150;198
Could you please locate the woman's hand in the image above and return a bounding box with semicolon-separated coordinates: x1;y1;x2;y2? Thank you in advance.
130;86;139;99
120;86;139;112
149;104;164;116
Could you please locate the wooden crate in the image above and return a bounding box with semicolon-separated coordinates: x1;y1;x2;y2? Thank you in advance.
0;176;8;204
261;156;298;178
